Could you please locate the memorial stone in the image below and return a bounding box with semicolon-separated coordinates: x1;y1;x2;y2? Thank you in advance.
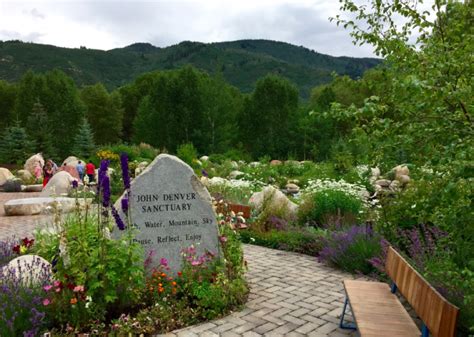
116;154;220;275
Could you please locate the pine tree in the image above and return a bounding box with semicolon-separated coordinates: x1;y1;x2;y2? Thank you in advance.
27;100;57;159
0;122;35;164
72;118;96;159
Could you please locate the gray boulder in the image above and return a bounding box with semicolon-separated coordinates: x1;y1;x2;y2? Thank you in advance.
249;185;298;220
0;167;14;185
40;171;77;197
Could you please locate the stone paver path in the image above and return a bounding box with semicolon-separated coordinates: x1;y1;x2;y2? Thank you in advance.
0;192;357;336
163;245;357;337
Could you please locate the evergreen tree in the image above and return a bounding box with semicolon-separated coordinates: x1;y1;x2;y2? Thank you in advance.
0;122;35;164
27;100;56;158
72;118;96;159
0;80;17;132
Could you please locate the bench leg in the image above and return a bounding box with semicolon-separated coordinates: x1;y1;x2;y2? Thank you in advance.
339;297;356;330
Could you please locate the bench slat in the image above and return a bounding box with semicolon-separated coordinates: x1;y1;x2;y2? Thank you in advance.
344;280;420;337
386;247;459;337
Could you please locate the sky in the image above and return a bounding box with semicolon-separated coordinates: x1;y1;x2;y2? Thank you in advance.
0;0;433;58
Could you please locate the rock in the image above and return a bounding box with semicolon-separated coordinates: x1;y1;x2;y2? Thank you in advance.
249;185;298;220
285;160;301;166
393;165;410;178
194;159;203;167
208;177;228;186
270;160;282;166
285;183;300;194
23;184;43;192
113;154;220;275
16;169;33;184
230;161;239;169
40;171;77;197
135;161;149;176
371;167;381;179
200;176;210;187
238;160;246;166
288;179;300;184
57;165;80;180
3;255;52;286
4;197;87;216
24;153;45;176
375;179;391;187
0;167;15;185
62;156;79;165
200;156;209;162
249;162;260;168
228;170;245;179
389;180;400;192
3;179;22;192
397;174;411;185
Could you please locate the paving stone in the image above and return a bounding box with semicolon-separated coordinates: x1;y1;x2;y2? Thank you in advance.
254;322;278;335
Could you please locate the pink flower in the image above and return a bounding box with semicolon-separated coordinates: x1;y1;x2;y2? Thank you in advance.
42;298;51;306
43;285;53;292
219;235;228;243
53;280;61;287
160;257;168;267
73;285;85;292
191;260;202;266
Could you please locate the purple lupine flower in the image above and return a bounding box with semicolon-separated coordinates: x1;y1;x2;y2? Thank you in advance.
121;196;129;214
71;180;78;189
201;169;208;177
111;206;126;230
120;153;130;190
98;160;110;192
101;175;111;208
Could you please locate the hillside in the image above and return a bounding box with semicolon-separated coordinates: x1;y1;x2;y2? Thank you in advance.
0;39;381;98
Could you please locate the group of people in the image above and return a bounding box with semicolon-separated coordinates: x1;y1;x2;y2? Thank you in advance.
33;159;97;189
76;160;96;183
33;159;58;187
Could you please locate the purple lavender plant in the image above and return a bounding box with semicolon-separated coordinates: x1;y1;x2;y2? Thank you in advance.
120;153;131;190
0;238;18;265
111;206;126;231
101;175;111;208
0;257;50;336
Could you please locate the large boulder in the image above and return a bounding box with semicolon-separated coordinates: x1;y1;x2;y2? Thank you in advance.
40;171;77;197
3;255;52;286
62;156;79;166
3;179;22;192
24;153;44;176
4;197;86;216
397;174;411;185
371;167;381;180
0;167;14;186
393;165;410;179
16;169;33;184
285;183;300;194
249;185;298;220
57;165;80;180
270;160;282;166
375;179;391;187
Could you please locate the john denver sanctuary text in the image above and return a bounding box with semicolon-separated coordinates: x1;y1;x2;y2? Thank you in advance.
136;192;197;213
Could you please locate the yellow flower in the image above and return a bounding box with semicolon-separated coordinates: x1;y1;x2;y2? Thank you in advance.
19;246;28;254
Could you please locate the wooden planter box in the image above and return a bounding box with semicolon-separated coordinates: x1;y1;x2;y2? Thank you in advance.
228;203;251;219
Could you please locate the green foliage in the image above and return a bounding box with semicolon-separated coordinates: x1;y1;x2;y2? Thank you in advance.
239;228;325;256
72;118;96;159
239;75;299;159
81;84;123;144
176;143;198;168
26;100;56;158
34;214;145;329
299;189;363;227
0;80;16;132
0;122;35;164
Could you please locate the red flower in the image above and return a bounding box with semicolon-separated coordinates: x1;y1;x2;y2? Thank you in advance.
13;245;20;254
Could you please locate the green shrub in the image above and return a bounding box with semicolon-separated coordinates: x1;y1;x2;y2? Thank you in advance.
240;228;325;256
299;189;363;227
177;143;198;168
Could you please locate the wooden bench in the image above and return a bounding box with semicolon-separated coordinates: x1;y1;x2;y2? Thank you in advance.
340;246;459;337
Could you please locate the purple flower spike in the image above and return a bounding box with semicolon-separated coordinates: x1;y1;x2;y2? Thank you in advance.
121;196;129;214
111;206;126;230
201;169;208;177
98;160;110;190
120;153;130;190
71;180;78;189
101;175;111;208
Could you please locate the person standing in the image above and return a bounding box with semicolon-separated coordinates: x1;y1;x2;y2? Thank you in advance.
34;161;43;183
76;160;85;181
85;160;96;183
43;162;53;188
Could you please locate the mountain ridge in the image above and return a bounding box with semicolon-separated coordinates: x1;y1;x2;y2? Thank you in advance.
0;39;381;98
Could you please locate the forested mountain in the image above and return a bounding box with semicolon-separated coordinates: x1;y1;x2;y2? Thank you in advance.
0;39;380;98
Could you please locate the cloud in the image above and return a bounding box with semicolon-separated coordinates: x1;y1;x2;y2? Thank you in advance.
0;0;379;57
